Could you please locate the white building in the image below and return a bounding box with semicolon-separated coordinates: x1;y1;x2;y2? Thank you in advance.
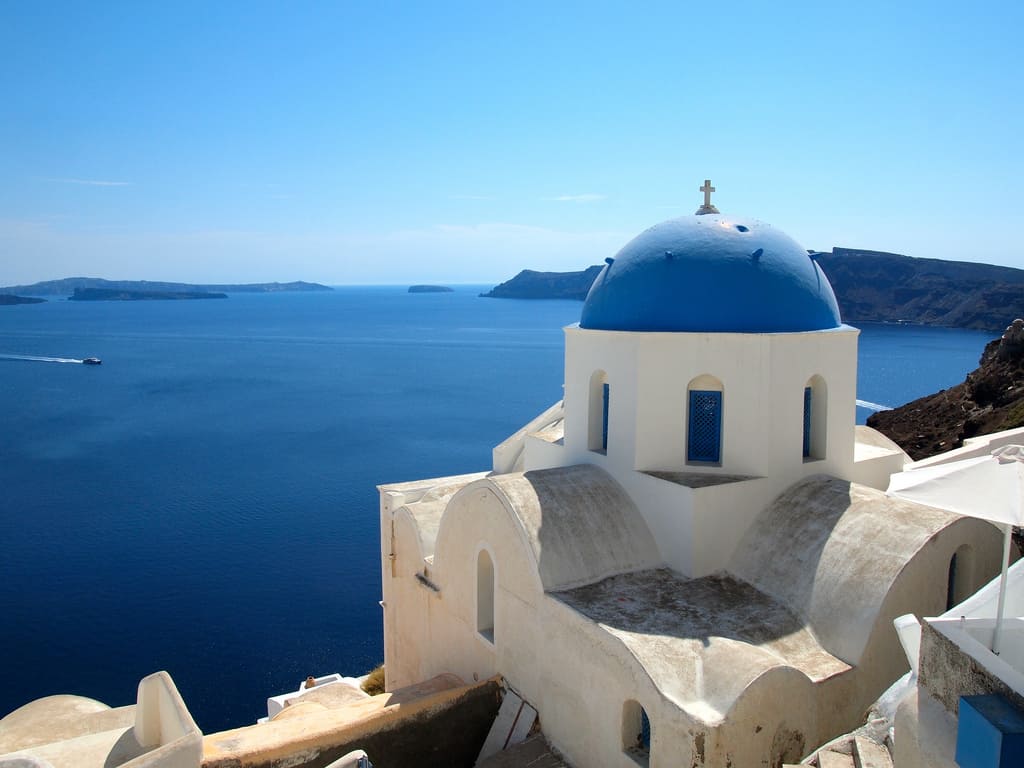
378;194;1004;767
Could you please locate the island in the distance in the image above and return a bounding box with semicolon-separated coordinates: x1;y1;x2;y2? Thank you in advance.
480;266;603;301
0;277;333;297
69;287;227;301
0;294;46;305
408;285;454;293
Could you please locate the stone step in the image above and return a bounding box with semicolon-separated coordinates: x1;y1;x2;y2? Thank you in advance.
853;735;893;768
475;734;568;768
818;750;856;768
475;689;538;765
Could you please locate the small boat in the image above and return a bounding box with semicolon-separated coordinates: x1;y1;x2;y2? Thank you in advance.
82;357;102;365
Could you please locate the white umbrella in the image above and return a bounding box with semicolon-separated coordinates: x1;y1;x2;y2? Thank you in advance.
887;444;1024;655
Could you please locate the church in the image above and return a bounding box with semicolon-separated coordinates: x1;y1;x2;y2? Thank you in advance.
377;184;1004;767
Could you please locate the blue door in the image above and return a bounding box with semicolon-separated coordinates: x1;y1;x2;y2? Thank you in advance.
688;390;722;463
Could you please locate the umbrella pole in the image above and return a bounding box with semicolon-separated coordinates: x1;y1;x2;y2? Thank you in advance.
992;523;1012;655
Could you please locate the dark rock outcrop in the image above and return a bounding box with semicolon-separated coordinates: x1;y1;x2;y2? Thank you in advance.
867;319;1024;460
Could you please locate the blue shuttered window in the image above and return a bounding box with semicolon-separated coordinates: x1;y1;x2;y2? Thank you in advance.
803;386;812;458
640;708;651;750
602;382;610;451
687;390;722;463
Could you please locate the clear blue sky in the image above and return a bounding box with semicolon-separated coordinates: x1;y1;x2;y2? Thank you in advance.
2;1;1021;285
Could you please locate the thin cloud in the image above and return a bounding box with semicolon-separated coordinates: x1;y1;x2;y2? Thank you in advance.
545;193;606;203
42;177;132;187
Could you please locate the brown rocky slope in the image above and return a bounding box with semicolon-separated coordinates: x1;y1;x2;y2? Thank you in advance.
867;320;1024;460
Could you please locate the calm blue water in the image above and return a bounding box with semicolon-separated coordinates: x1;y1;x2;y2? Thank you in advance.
0;288;995;732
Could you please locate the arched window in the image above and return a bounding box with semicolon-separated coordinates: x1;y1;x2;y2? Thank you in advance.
947;544;974;610
803;375;828;460
477;549;495;642
588;370;610;453
622;700;651;766
687;375;723;464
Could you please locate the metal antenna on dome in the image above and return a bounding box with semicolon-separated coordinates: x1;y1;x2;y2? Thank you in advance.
695;179;720;215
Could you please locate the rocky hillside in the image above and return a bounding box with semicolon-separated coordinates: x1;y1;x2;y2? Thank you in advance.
867;320;1024;460
482;250;1024;331
815;249;1024;331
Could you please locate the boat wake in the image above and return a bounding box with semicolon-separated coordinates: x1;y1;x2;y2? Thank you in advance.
0;354;86;364
856;399;892;412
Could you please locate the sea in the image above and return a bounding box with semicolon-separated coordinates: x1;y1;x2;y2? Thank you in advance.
0;286;997;733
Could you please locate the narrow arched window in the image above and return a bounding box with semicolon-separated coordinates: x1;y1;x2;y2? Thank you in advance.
946;552;958;611
588;370;609;453
687;375;723;464
602;383;610;451
622;700;651;766
947;544;974;610
803;387;813;457
477;549;495;642
804;375;828;460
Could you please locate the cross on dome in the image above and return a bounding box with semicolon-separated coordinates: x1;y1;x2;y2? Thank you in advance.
695;179;720;215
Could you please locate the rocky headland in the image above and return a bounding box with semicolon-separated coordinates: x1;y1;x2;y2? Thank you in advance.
483;250;1024;331
867;319;1024;460
481;266;604;301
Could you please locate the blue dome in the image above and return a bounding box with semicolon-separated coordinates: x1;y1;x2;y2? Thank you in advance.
580;214;842;333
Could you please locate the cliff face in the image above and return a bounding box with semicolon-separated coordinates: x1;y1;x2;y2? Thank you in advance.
815;249;1024;331
867;320;1024;460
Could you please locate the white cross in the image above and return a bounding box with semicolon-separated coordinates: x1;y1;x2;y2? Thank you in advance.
700;179;716;208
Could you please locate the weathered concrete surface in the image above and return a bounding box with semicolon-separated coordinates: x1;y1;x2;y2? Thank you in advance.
729;476;1001;665
484;465;661;591
556;569;849;717
0;696;132;753
202;675;499;768
918;619;1024;715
